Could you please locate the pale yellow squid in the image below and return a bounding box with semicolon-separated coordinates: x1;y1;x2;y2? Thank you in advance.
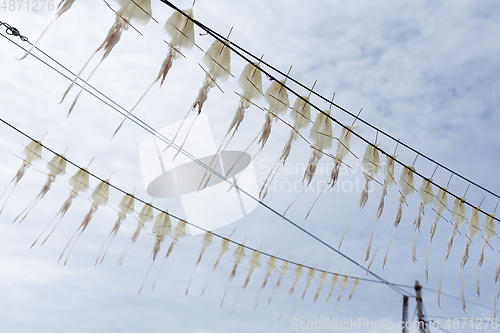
317;273;338;318
460;206;480;312
381;163;416;269
437;192;467;306
18;0;76;60
185;231;213;295
337;136;379;250
201;237;231;296
305;270;327;321
290;266;315;318
31;165;90;248
267;259;290;305
279;263;303;320
118;201;154;266
13;152;67;223
283;97;334;218
59;179;110;265
199;61;263;190
304;109;361;220
259;82;315;201
113;5;196;137
151;220;187;290
364;152;397;262
225;69;293;193
61;0;153;116
221;243;245;307
477;210;496;297
0;139;43;215
412;177;434;263
331;275;349;319
138;211;172;294
95;193;135;265
254;254;277;309
424;186;448;282
232;249;261;313
165;32;232;160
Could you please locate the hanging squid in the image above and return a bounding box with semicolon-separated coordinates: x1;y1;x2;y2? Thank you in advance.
95;193;135;264
425;187;448;282
318;273;339;318
382;164;415;268
199;61;263;190
186;231;213;295
224;70;292;192
201;237;230;296
290;266;315;318
232;249;261;312
0;139;43;215
306;269;327;321
359;142;381;209
118;201;154;266
18;0;76;60
412;178;434;262
284;105;333;218
254;254;277;309
59;178;110;265
460;206;480;312
336;137;378;249
329;124;359;190
437;195;467;306
113;7;196;137
13;152;67;223
259;82;315;200
331;275;349;319
477;212;496;296
364;153;397;262
268;259;290;305
151;219;187;290
61;0;153;115
138;211;172;294
339;277;360;317
165;35;232;159
32;166;90;248
221;243;245;307
279;263;303;320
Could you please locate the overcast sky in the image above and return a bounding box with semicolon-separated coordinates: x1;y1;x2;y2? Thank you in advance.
1;1;500;332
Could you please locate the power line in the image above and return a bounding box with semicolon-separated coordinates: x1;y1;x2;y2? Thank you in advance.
157;0;500;223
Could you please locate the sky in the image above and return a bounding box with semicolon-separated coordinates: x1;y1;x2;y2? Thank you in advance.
1;0;500;332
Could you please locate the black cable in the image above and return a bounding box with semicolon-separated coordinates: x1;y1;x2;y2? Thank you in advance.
157;0;500;223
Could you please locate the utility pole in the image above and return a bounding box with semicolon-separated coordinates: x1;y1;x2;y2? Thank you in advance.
402;295;409;333
415;280;427;333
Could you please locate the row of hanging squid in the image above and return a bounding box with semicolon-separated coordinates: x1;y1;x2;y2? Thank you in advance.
0;137;363;319
16;0;500;317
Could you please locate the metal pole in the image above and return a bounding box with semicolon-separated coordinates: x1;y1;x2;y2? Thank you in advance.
402;295;409;333
415;280;426;333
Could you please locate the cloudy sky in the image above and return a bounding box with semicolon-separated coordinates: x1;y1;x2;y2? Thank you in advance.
1;0;500;332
